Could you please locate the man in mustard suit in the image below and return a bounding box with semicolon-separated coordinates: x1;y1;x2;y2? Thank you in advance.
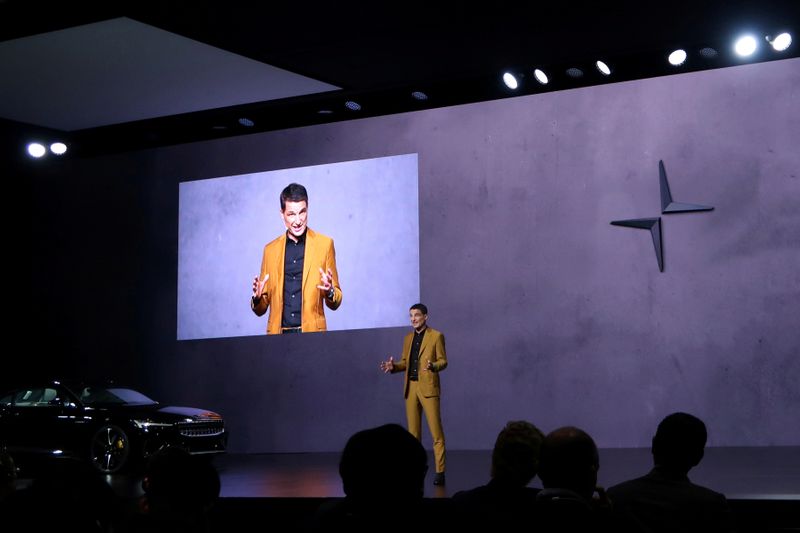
251;183;342;334
380;303;448;485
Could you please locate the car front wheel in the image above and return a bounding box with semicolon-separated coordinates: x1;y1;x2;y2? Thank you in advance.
90;424;130;474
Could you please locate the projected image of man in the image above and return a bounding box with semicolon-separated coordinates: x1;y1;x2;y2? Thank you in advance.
251;183;342;333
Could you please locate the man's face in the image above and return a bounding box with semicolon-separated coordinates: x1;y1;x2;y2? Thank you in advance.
281;200;308;239
409;309;427;330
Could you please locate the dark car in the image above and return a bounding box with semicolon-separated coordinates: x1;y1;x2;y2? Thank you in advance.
0;381;227;474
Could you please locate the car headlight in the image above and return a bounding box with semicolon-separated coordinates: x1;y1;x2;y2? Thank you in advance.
133;419;174;430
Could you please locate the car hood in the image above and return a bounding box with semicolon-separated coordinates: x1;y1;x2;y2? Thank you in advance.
93;404;223;423
157;406;223;421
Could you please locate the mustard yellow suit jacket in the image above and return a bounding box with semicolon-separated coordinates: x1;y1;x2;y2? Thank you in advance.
392;327;447;398
251;228;342;334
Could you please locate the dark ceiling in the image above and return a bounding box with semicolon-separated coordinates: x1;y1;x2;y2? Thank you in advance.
1;0;798;160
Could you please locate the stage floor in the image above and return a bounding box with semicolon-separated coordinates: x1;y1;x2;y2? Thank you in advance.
203;446;800;500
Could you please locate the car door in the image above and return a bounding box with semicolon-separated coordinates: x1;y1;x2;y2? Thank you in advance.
3;386;80;455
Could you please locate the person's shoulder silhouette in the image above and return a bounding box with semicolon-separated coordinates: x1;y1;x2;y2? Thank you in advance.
608;412;734;533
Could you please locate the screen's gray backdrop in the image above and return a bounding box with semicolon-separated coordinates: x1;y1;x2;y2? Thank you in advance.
26;58;800;454
177;154;420;340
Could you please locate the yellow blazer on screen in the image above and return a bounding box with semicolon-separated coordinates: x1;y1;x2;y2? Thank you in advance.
251;228;342;334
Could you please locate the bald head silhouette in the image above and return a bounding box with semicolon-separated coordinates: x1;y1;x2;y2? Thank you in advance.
538;426;599;500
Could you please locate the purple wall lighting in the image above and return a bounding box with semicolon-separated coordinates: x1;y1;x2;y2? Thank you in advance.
30;58;800;454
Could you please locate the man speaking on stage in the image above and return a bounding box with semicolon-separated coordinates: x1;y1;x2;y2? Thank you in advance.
251;183;342;334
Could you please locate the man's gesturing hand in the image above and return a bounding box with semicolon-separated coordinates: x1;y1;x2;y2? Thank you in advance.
317;267;334;292
252;274;269;298
380;356;395;373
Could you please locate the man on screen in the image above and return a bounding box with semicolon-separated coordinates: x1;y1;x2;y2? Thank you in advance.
380;303;448;485
251;183;342;334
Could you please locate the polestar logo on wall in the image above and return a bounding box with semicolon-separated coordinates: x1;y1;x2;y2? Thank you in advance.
611;160;714;272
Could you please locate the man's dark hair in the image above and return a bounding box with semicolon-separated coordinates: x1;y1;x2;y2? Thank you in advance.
280;183;308;211
538;426;599;499
652;412;707;472
339;424;427;501
410;303;428;315
491;420;545;486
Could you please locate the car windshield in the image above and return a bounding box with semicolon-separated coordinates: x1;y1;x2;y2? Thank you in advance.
79;387;157;406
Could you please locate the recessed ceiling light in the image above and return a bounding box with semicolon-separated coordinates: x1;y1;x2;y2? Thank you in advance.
238;118;255;127
50;142;67;155
668;49;687;66
699;47;718;59
502;72;519;89
27;142;46;158
345;101;361;111
533;69;549;85
566;67;584;78
317;109;333;114
596;61;611;75
411;91;429;100
734;35;758;57
768;32;792;52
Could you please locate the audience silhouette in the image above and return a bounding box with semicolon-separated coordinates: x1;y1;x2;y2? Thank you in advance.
311;423;438;532
452;420;544;528
607;412;735;533
536;426;612;531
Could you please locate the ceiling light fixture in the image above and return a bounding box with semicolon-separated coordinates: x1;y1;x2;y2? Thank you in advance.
411;91;429;100
238;118;255;127
668;49;687;66
50;142;67;155
502;72;519;90
566;67;584;78
768;32;792;52
734;35;758;57
345;101;361;111
699;47;718;59
27;142;46;158
596;61;611;75
533;69;549;85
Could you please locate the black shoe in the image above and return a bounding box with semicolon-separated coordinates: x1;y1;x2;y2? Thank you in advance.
433;472;446;485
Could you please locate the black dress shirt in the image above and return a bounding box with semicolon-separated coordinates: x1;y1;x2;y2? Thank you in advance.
282;230;305;328
407;328;426;381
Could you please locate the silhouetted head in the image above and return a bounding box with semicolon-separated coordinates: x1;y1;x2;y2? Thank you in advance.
490;420;545;486
339;424;428;501
538;426;599;500
652;412;707;473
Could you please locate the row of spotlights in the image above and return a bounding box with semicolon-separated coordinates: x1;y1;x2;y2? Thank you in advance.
503;61;610;90
507;32;793;87
344;91;429;112
237;90;429;120
27;142;67;158
670;32;792;66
